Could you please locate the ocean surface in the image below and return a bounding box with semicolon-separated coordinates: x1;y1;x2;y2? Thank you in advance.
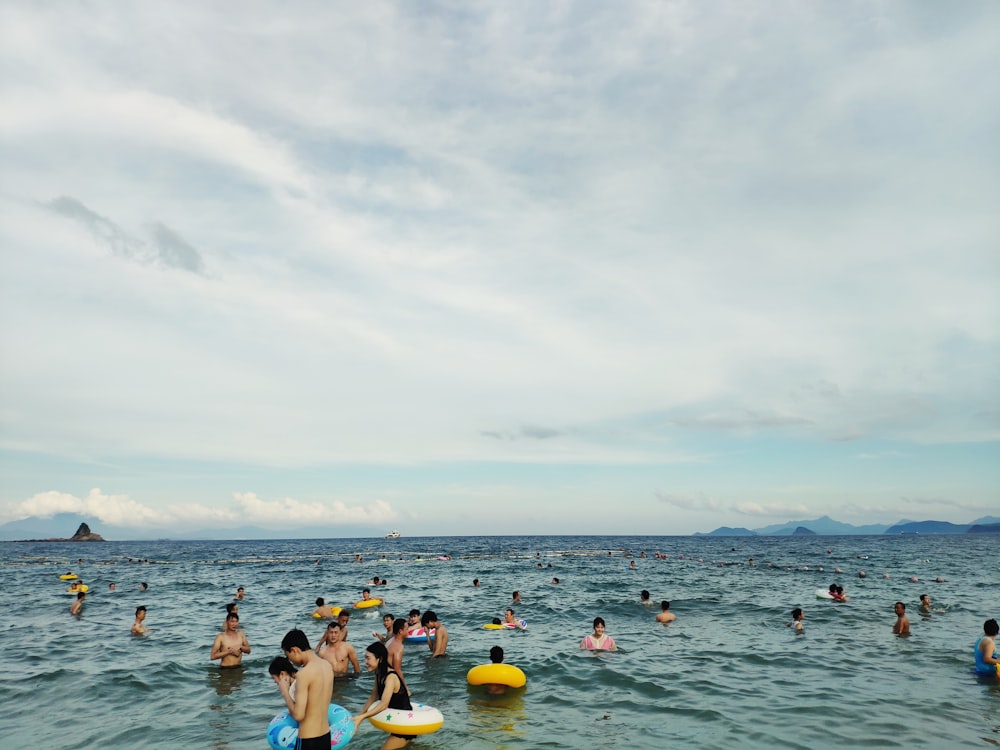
1;534;997;749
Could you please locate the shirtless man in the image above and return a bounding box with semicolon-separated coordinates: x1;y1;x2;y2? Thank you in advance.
337;610;350;641
312;597;338;619
421;611;448;657
892;601;911;636
211;612;251;667
373;613;394;643
70;591;85;615
386;618;409;693
278;629;334;750
656;600;676;624
131;605;148;635
316;622;360;678
503;608;527;629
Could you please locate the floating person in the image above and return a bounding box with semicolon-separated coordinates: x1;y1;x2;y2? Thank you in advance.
503;608;527;629
974;619;999;677
211;612;251;668
787;608;805;634
511;591;521;604
277;629;335;750
313;598;339;620
656;600;675;625
640;590;652;606
580;617;617;651
405;609;421;636
466;645;527;695
108;583;116;591
472;579;480;587
892;602;911;637
70;591;85;616
551;577;560;585
235;586;245;600
140;582;148;591
131;605;148;635
420;611;448;657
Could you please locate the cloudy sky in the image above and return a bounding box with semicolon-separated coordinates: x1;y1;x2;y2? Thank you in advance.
1;2;997;537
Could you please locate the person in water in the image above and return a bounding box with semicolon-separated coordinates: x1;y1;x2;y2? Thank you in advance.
656;600;676;625
131;605;148;635
268;655;297;697
974;619;999;676
374;613;395;642
70;591;85;616
580;617;617;650
787;608;805;634
503;608;526;629
353;641;414;749
892;602;911;636
421;611;448;657
312;597;338;619
278;629;334;750
316;622;361;678
640;590;652;606
211;612;250;667
485;645;508;695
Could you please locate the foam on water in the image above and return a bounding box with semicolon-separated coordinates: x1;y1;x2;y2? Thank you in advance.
1;534;998;749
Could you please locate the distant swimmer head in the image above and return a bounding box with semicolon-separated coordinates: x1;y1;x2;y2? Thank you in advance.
858;571;867;578
490;646;504;663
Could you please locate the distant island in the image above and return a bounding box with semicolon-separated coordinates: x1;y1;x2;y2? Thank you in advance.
15;522;106;543
696;514;1000;536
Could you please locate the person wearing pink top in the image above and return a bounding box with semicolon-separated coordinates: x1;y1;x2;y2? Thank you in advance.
580;617;617;651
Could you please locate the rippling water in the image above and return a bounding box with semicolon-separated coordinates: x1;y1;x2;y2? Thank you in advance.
1;534;998;749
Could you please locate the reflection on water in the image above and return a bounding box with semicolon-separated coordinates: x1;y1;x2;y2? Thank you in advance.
467;685;528;740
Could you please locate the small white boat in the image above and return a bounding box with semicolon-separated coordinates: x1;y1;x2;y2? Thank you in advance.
385;530;401;539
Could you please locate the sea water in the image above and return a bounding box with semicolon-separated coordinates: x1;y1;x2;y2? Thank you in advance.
0;534;997;749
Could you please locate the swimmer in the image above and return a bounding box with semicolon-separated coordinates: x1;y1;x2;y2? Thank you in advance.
511;591;521;604
234;586;245;600
312;597;337;619
472;579;480;587
629;560;637;570
131;605;148;635
919;594;932;614
640;590;652;606
892;602;910;637
337;610;351;641
352;641;413;749
421;611;448;657
223;602;240;630
70;591;85;616
656;601;676;625
278;629;334;750
316;622;361;678
211;612;250;667
374;613;395;643
485;645;508;695
552;577;560;584
108;583;116;591
140;582;148;591
787;608;805;634
360;588;374;602
974;619;999;676
405;609;421;635
580;617;617;651
503;608;526;629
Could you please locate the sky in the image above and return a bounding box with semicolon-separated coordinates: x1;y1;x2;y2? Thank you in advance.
1;2;998;538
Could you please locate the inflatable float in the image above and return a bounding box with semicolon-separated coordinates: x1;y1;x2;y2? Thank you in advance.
354;598;382;609
404;627;435;644
267;704;354;750
369;702;443;735
467;663;526;689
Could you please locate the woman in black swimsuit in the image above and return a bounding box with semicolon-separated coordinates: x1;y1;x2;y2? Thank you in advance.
352;641;414;749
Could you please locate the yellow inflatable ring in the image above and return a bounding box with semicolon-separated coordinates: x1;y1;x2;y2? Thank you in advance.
66;584;89;593
59;574;78;580
354;598;382;609
467;663;526;688
369;703;443;735
312;606;342;618
482;623;505;630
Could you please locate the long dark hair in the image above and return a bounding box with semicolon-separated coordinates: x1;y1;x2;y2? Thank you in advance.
366;641;390;683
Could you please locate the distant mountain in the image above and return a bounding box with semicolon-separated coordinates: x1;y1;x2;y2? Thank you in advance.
751;515;890;536
694;527;757;537
791;526;816;535
970;516;1000;525
967;524;1000;534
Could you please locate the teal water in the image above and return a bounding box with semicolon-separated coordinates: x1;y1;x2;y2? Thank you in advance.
1;535;998;749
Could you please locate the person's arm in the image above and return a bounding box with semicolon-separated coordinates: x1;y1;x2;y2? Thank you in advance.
314;632;326;654
353;673;399;725
348;645;361;675
210;634;225;661
981;639;999;665
240;632;251;654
